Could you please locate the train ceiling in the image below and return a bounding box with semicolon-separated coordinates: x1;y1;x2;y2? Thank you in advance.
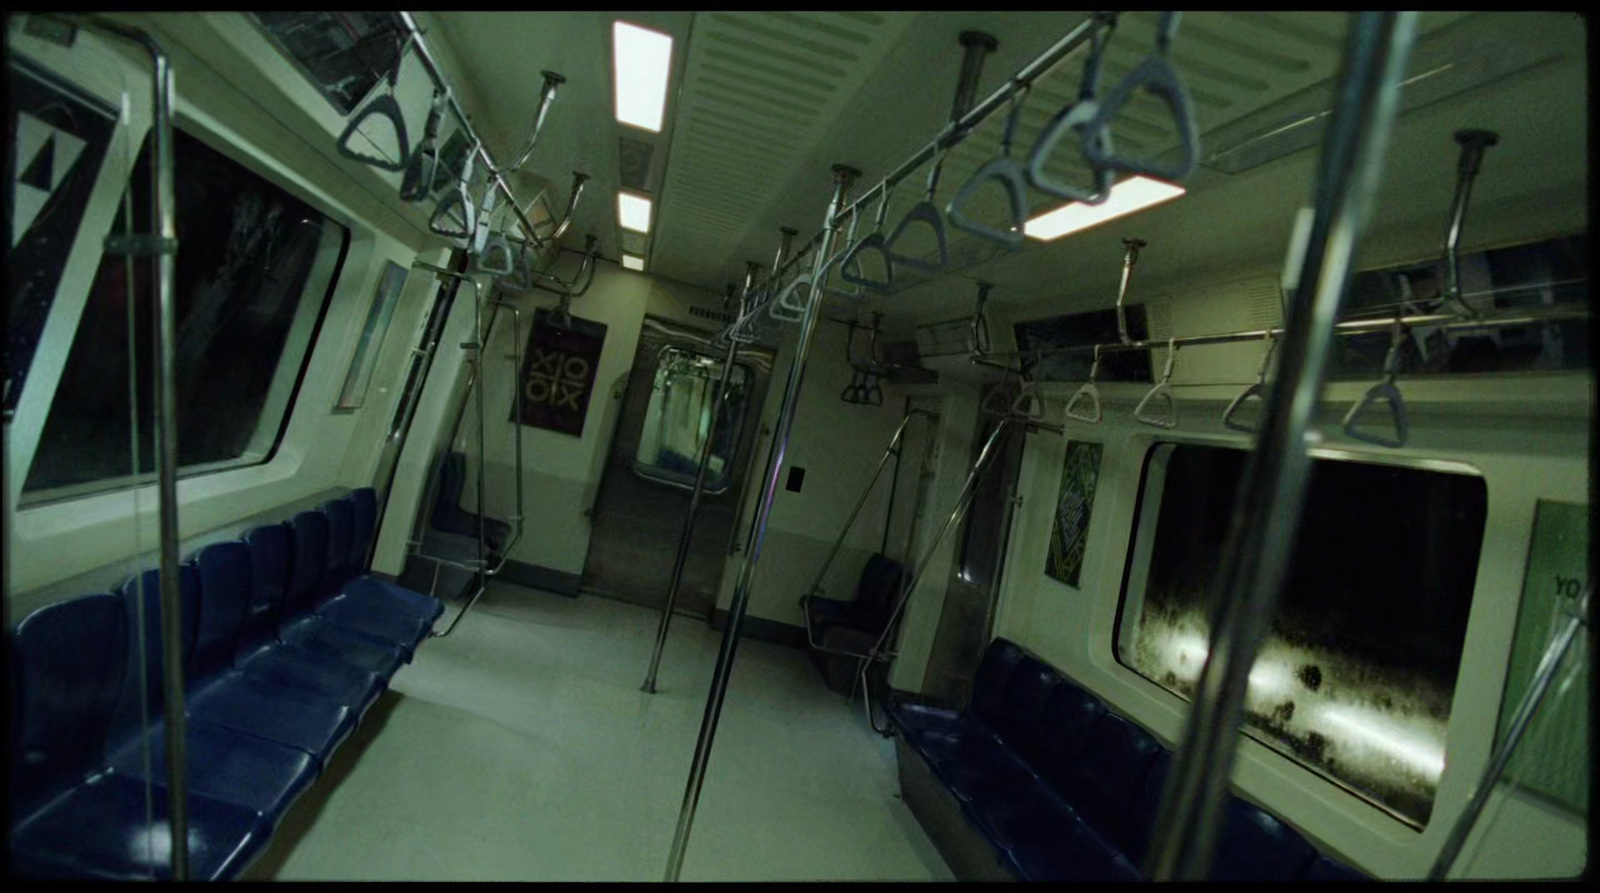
429;11;1588;328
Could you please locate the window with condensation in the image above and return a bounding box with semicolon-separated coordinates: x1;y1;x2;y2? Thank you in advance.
22;127;349;503
1115;443;1487;828
250;12;408;116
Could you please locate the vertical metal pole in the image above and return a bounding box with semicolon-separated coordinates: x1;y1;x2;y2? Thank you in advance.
1145;12;1418;881
1428;586;1589;879
642;263;761;693
146;37;187;885
664;164;859;881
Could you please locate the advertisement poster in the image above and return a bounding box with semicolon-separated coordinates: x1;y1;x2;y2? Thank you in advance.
511;309;606;436
1045;440;1103;589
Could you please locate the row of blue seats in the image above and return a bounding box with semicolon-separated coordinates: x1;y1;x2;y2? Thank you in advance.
887;638;1369;882
9;487;444;880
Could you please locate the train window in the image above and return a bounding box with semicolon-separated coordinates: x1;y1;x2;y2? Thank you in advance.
1014;305;1154;382
634;347;747;494
250;12;409;117
1115;443;1488;828
21;127;348;503
1335;233;1588;377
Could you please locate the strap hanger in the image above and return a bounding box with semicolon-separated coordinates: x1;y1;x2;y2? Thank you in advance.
1084;11;1201;183
428;140;479;240
946;81;1033;250
839;180;896;291
400;87;449;202
1222;331;1276;433
1342;310;1410;448
882;147;951;275
336;30;416;173
1133;336;1179;428
1064;344;1104;424
1027;13;1119;204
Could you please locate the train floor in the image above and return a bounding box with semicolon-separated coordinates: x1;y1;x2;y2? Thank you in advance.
244;581;953;881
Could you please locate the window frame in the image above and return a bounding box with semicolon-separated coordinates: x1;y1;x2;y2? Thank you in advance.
1112;438;1488;831
16;122;352;509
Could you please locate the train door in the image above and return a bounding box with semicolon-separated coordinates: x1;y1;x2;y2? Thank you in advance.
581;316;772;614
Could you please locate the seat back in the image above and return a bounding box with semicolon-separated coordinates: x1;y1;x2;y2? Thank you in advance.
430;452;466;529
1061;711;1164;854
968;637;1026;726
191;542;255;679
991;655;1057;746
11;595;130;819
287;511;331;614
853;554;908;623
1211;796;1319;882
350;487;379;574
116;567;203;722
321;497;357;592
242;524;293;646
1025;682;1107;788
1131;748;1173;864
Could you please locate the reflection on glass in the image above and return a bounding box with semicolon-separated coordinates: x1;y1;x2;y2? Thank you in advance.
1116;444;1488;828
634;347;746;493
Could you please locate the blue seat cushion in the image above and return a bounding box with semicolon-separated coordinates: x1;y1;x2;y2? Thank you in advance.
279;615;407;676
312;592;429;657
10;771;269;881
1059;712;1164;854
236;641;385;714
1301;855;1370;881
989;656;1057;748
968;639;1027;728
887;701;961;738
930;732;1042;804
185;672;355;765
106;720;316;825
985;794;1144;882
1211;796;1320;882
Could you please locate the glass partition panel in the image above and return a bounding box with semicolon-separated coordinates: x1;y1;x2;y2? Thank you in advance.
633;347;747;494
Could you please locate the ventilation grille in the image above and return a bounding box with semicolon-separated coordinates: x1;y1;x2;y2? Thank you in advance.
619;136;656;192
688;304;733;324
651;12;914;288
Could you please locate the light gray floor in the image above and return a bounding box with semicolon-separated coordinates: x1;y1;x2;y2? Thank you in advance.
255;583;953;882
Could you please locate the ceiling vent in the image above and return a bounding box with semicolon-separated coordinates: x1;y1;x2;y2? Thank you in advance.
619;136;658;193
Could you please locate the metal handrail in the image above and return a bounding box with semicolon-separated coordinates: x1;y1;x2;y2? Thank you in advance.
664;164;859;882
641;262;763;694
65;14;188;879
395;13;585;250
1145;13;1419;880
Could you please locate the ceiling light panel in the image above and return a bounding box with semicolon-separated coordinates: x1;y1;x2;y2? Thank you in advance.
1024;175;1186;241
614;21;674;132
618;191;654;233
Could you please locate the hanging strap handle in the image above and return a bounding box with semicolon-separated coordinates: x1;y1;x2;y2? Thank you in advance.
401;87;450;202
1084;10;1200;183
839;181;897;290
946;82;1032;250
1222;331;1277;433
1342;313;1410;448
336;31;416;173
428;141;479;240
1064;344;1104;424
1134;337;1179;428
1027;14;1120;204
883;148;951;274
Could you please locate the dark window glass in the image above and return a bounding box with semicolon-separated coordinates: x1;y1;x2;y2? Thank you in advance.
250;12;407;116
23;128;348;499
1014;306;1153;382
1116;443;1487;827
1335;234;1587;378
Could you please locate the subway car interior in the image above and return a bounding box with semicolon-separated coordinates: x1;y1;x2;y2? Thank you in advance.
5;10;1593;882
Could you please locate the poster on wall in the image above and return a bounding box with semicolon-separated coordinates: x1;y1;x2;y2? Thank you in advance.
1045;440;1103;589
7;57;118;414
511;309;606;437
1497;499;1589;812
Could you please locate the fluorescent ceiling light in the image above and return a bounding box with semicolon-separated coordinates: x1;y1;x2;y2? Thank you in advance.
618;191;653;233
1024;175;1186;241
621;253;646;271
613;21;673;132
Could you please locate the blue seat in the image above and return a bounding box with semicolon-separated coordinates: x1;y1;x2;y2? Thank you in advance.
1211;796;1320;882
1059;711;1165;856
245;524;405;679
317;497;439;645
996;797;1144;882
968;638;1027;731
119;568;355;766
10;594;269;880
194;541;383;714
988;655;1058;747
278;513;419;663
1027;682;1108;793
1301;855;1370;881
350;487;441;617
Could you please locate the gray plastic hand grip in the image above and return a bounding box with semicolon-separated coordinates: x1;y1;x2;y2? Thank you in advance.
1027;101;1117;205
1084;53;1200;182
883;201;949;275
337;93;411;173
1064;382;1102;424
945;157;1030;250
1342;380;1409;448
